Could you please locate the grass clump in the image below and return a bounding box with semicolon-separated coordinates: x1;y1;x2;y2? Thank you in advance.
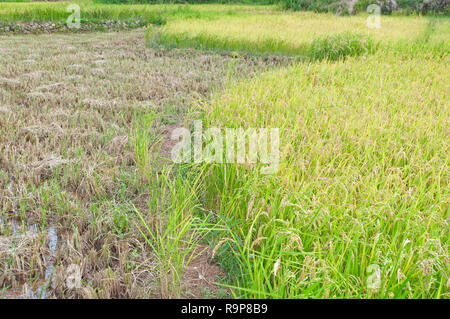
146;25;309;56
133;165;210;298
309;32;377;60
280;0;339;12
281;0;450;15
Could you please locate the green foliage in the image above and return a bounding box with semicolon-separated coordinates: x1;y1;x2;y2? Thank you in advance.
0;3;168;25
93;0;277;4
281;0;449;14
130;111;159;177
111;204;132;235
309;32;377;60
280;0;338;12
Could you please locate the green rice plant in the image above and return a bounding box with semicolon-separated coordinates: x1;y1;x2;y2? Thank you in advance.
130;109;214;297
147;11;443;57
280;0;339;12
133;165;210;298
111;204;132;236
309;32;377;60
0;1;168;24
147;25;309;56
130;111;159;179
0;3;277;24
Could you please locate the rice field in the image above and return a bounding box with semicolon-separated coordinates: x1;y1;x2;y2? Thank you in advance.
0;2;274;23
148;6;449;298
148;10;450;56
201;50;449;298
0;2;449;299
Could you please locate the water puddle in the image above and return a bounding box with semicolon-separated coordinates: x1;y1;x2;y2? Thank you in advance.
0;213;59;299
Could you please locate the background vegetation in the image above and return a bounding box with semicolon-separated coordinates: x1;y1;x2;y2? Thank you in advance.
280;0;449;14
89;0;449;14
